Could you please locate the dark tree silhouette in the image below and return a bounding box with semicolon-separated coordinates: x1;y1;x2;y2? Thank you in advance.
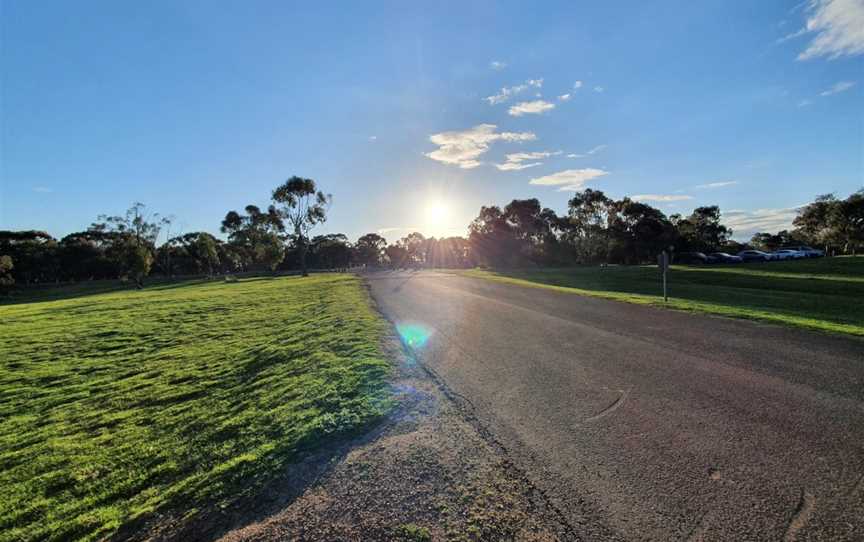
91;203;165;287
609;199;677;264
468;206;522;267
354;233;387;266
0;255;14;292
4;188;863;289
272;177;331;277
220;205;284;272
673;206;730;254
566;189;615;263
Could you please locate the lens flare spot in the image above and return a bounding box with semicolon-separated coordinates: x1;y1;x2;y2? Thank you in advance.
397;324;432;349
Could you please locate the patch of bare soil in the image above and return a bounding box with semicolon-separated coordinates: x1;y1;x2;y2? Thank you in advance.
215;339;569;542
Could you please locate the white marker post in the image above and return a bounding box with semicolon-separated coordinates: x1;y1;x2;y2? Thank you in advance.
658;251;669;302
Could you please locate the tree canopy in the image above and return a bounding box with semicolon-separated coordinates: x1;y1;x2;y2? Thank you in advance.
1;187;861;290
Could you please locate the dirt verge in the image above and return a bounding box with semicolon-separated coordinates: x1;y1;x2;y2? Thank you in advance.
214;326;570;541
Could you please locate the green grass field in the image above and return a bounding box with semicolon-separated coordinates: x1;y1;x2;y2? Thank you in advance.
0;275;392;541
466;256;864;336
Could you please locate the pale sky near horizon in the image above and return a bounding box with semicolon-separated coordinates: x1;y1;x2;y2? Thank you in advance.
2;0;862;242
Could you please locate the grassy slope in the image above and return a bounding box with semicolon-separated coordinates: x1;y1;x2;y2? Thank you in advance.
0;275;392;541
465;256;864;336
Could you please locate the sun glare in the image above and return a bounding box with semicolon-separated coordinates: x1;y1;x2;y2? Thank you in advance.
424;200;451;236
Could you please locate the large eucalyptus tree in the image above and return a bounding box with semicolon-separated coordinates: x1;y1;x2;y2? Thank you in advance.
272;176;331;276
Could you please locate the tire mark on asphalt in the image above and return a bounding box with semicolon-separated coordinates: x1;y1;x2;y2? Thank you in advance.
584;387;631;423
783;489;815;542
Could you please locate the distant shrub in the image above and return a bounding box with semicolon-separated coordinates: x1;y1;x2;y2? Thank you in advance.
224;275;238;283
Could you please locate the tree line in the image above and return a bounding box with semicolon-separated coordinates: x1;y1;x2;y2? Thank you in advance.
1;182;861;289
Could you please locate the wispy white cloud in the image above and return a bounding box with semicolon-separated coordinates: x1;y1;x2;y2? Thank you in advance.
631;194;694;202
573;80;583;89
798;98;813;107
484;78;543;105
795;0;864;60
558;93;572;102
693;180;739;189
368;135;377;141
490;60;507;71
593;86;604;93
820;80;856;95
790;0;810;14
486;84;527;105
425;124;536;169
723;207;802;237
529;168;609;191
496;162;543;171
32;186;53;193
566;144;607;158
508;99;556;116
377;226;420;237
495;150;561;171
777;26;809;43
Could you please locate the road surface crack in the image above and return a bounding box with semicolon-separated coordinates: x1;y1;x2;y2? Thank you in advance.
783;489;815;542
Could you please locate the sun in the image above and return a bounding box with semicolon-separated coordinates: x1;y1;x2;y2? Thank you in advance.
424;200;451;236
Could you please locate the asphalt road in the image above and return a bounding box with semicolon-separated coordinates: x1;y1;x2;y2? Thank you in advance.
366;270;864;541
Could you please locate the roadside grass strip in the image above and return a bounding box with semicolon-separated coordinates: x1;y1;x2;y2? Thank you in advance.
465;257;864;337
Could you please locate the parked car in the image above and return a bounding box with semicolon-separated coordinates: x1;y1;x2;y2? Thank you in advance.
782;245;825;258
772;249;806;260
675;252;708;264
707;252;743;264
736;250;772;262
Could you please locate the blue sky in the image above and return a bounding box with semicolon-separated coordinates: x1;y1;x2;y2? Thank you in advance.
2;0;862;242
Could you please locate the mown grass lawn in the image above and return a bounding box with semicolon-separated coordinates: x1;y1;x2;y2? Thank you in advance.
0;274;392;541
465;256;864;336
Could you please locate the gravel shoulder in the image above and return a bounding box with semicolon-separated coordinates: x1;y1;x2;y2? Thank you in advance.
213;304;570;541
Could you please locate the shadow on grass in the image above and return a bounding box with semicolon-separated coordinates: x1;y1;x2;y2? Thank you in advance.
1;278;208;306
0;273;312;306
113;414;394;542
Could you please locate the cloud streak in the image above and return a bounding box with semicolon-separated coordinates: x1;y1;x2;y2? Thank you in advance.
632;194;694;202
485;78;543;105
723;207;802;237
508;100;555;116
425;124;536;169
820;80;856;95
377;226;419;235
693;180;739;189
567;144;607;158
796;0;864;60
495;150;561;171
529;168;609;191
